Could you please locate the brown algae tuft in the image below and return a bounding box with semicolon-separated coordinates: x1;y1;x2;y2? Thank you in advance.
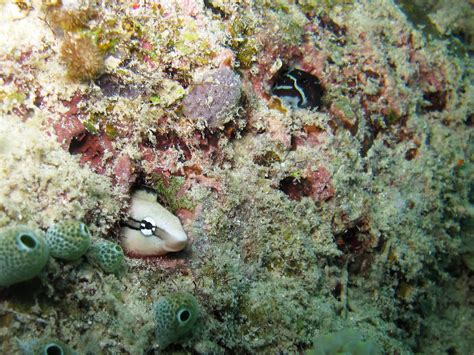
60;34;104;81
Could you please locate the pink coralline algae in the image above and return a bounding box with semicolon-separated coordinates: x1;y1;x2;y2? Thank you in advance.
69;133;114;175
307;166;335;202
52;92;86;149
182;67;241;129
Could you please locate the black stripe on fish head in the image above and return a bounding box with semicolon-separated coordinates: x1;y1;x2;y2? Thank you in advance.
271;67;324;110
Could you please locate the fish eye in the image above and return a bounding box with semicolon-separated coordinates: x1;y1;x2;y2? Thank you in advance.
140;216;157;236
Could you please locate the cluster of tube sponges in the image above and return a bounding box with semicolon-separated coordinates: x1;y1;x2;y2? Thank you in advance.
0;220;124;287
16;292;201;353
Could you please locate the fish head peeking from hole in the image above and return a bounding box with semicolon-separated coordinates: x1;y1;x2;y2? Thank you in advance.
120;189;188;257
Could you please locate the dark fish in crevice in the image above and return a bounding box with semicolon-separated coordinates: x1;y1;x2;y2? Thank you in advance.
271;67;324;110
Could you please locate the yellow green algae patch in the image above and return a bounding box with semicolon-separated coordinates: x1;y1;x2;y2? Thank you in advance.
0;115;120;233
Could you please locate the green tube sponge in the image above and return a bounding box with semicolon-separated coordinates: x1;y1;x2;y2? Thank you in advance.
87;239;125;273
45;220;91;261
18;337;76;355
0;226;49;287
154;292;200;349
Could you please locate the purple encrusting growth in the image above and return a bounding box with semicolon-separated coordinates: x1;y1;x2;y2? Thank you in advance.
182;68;241;129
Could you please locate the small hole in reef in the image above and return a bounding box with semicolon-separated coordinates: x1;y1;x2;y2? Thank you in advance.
331;282;342;300
19;234;36;249
68;132;90;154
278;176;312;201
45;343;64;355
335;227;365;254
405;147;418;161
95;73;122;97
422;91;447;112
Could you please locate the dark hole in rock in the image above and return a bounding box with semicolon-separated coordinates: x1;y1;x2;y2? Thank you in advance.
405;147;418;160
395;317;413;334
422;91;447;112
223;119;245;141
331;282;342;300
466;113;473;127
452;29;469;46
334;221;372;255
33;89;43;108
162;65;191;87
199;130;220;152
203;0;227;18
318;15;347;38
0;277;42;301
279;176;312;201
253;151;281;167
95;74;122;97
68;132;89;154
95;73;141;98
155;133;192;161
